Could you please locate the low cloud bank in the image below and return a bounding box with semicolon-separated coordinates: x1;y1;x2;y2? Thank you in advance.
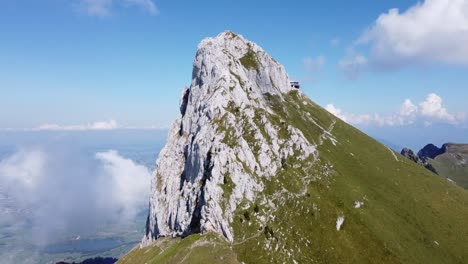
0;146;151;245
35;120;118;131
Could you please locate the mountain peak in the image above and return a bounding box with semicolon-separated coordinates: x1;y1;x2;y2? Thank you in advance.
142;32;314;246
417;143;445;159
193;31;292;100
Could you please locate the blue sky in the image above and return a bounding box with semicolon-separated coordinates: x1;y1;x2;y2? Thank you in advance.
1;0;467;147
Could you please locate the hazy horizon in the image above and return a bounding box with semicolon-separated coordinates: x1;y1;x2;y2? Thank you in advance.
1;0;467;143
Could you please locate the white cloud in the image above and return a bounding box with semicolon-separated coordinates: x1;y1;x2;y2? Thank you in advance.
0;147;151;243
419;93;457;123
35;119;118;131
0;120;168;132
95;150;151;219
77;0;157;17
326;93;464;127
325;104;346;121
0;149;46;189
399;99;418;116
303;55;326;72
359;0;468;67
326;104;396;126
338;49;367;79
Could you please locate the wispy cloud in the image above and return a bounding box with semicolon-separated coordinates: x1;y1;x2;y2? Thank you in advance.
77;0;158;17
326;93;466;127
357;0;468;68
338;49;367;79
303;55;326;73
78;0;112;17
124;0;158;14
301;55;326;83
16;120;168;131
95;150;151;220
35;119;118;131
302;55;326;71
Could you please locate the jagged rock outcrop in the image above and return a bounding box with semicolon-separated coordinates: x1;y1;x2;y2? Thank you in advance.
142;31;317;246
400;148;420;163
401;147;437;174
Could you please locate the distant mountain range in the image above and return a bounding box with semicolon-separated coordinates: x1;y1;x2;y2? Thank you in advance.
56;257;117;264
401;143;468;189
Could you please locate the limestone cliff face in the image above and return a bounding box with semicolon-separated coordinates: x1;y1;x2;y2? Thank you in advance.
142;31;316;246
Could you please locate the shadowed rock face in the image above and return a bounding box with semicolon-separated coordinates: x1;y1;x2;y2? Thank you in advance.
400;148;420;163
56;257;118;264
142;31;316;246
417;144;445;159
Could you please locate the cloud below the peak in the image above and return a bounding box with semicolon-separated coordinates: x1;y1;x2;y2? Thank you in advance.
326;93;466;127
22;120;167;131
35;119;118;131
338;49;367;79
0;147;151;244
303;55;326;72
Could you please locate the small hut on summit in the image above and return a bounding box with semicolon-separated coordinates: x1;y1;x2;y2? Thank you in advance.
290;81;300;89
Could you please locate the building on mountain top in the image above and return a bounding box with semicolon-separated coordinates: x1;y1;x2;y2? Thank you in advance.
290;81;300;89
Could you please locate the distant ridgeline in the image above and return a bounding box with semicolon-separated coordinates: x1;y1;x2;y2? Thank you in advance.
401;143;468;189
56;257;117;264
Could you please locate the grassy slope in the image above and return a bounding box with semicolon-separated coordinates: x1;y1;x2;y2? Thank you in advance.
428;144;468;189
121;90;468;264
118;234;238;264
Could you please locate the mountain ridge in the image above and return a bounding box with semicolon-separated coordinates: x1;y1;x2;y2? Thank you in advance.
417;143;446;159
120;31;468;264
401;143;468;189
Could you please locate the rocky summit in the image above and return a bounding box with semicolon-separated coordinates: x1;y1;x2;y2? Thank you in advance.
119;32;468;264
142;31;317;245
